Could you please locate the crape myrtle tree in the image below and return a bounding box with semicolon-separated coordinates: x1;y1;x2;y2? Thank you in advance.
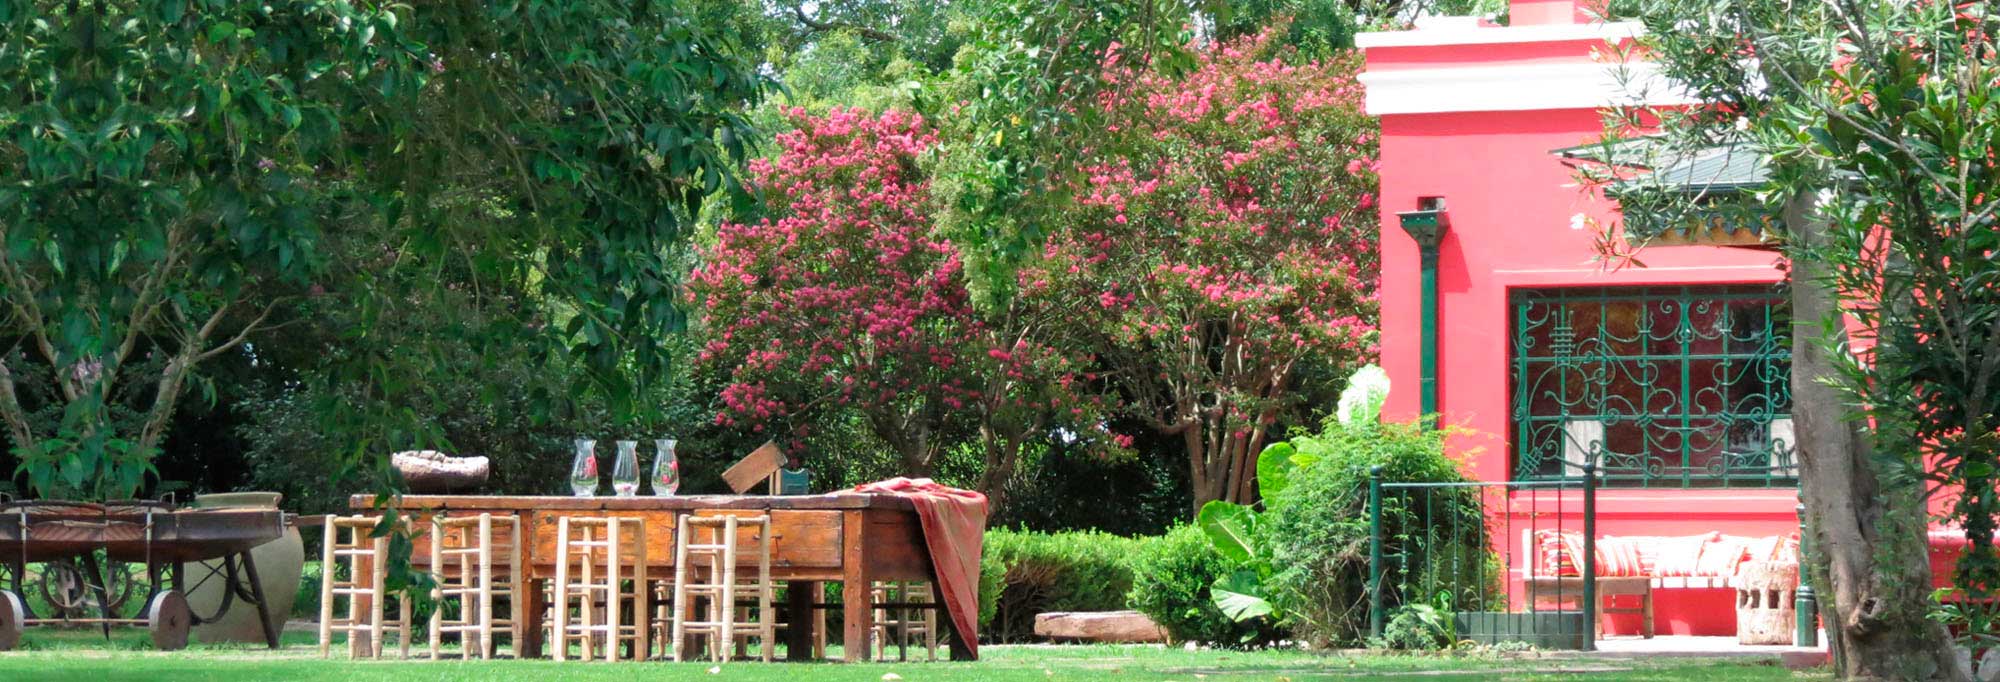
689;107;1113;512
1583;0;2000;678
0;1;766;500
1029;30;1379;509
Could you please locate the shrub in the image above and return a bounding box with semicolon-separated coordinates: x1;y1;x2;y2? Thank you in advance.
980;528;1144;641
1262;419;1491;648
1127;524;1278;646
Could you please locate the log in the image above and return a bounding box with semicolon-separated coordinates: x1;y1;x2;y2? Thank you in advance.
393;450;490;494
1033;610;1167;643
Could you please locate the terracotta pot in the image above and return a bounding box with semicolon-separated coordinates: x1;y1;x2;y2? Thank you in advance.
186;492;304;644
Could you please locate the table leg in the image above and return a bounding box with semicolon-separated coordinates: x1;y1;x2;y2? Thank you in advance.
785;580;816;661
841;510;872;663
521;577;546;658
943;605;974;661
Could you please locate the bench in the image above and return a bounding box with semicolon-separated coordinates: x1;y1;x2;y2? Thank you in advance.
1523;530;1801;638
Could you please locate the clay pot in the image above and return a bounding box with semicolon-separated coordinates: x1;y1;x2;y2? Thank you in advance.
186;492;303;644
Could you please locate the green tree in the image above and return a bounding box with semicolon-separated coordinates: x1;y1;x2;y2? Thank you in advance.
0;1;768;499
1583;1;2000;677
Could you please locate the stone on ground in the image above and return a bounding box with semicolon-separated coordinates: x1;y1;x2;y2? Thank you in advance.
1033;610;1167;643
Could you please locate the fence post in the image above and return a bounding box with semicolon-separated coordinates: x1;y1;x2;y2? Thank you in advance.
1580;463;1597;651
1369;465;1385;640
1795;500;1819;647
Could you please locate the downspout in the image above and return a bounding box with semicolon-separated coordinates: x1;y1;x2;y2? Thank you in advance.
1397;199;1450;425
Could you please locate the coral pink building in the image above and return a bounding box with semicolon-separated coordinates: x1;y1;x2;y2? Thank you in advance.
1358;0;1802;637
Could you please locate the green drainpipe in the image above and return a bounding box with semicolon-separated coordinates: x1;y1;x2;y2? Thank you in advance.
1397;203;1450;424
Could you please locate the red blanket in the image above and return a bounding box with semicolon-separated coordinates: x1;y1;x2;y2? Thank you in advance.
851;478;987;658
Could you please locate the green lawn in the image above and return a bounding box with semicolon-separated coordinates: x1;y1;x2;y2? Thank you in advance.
0;630;1820;682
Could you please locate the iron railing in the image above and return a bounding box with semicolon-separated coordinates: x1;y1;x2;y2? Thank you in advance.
1368;466;1598;650
1511;285;1795;488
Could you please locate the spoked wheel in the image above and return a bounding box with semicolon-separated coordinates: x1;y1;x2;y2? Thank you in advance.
147;590;192;651
0;590;23;651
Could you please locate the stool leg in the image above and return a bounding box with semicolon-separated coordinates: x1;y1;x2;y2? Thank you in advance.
554;517;570;662
430;518;444;659
480;515;495;660
671;516;691;662
722;516;739;663
635;521;650;661
759;524;774;662
606;520;622;664
510;517;526;657
369;535;386;659
319;516;336;658
399;588;413;659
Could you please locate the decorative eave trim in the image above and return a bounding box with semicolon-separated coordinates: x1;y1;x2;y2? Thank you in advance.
1355;20;1645;49
1359;61;1699;116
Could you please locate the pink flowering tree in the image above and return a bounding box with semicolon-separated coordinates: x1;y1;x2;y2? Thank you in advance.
1029;31;1380;509
690;108;1111;507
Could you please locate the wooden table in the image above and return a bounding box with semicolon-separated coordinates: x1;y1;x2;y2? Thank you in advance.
349;494;971;661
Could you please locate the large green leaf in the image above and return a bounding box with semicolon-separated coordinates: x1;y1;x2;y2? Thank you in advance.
1197;500;1258;564
1210;569;1274;622
1255;441;1298;500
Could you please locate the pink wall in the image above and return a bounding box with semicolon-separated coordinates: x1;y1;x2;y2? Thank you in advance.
1363;3;1798;635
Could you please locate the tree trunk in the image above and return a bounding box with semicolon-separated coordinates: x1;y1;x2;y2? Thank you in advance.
976;424;1023;517
1786;195;1966;681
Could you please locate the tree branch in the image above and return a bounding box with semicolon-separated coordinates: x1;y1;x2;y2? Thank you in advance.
786;4;898;43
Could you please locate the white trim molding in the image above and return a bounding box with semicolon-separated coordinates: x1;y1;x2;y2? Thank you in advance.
1359;61;1699;115
1356;20;1645;49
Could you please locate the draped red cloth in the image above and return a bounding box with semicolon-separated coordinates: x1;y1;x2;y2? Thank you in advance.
850;478;987;658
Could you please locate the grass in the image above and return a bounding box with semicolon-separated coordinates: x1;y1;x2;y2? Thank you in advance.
0;629;1823;682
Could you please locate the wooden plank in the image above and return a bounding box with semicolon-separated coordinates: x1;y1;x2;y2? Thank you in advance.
860;509;931;580
841;509;873;662
720;442;786;494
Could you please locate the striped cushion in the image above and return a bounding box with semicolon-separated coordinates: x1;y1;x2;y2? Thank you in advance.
1695;536;1750;577
1594;536;1648;577
1534;529;1585;577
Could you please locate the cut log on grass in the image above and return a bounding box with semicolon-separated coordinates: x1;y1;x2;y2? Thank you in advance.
1033;610;1167;643
394;450;491;494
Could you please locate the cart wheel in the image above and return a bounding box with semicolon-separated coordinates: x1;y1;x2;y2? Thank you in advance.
147;591;192;651
0;590;22;651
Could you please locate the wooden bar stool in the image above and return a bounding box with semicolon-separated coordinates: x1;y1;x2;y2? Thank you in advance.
552;516;649;662
428;513;525;659
668;512;775;662
318;515;414;658
871;581;938;661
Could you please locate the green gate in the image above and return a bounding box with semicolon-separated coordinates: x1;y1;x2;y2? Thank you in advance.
1367;466;1599;650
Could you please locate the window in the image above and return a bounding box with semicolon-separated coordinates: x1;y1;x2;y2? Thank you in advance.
1510;285;1794;488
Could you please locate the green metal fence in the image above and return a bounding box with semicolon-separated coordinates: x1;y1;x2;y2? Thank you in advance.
1511;285;1794;488
1368;465;1598;650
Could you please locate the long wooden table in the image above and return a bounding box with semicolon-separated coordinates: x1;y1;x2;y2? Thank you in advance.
349;494;971;661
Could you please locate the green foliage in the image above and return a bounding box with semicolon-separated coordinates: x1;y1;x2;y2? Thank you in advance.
0;1;770;500
1372;597;1453;651
980;528;1146;641
932;0;1194;304
1206;0;1360;59
1262;418;1487;648
1128;524;1279;646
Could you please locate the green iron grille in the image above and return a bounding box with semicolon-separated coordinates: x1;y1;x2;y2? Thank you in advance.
1511;285;1795;488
